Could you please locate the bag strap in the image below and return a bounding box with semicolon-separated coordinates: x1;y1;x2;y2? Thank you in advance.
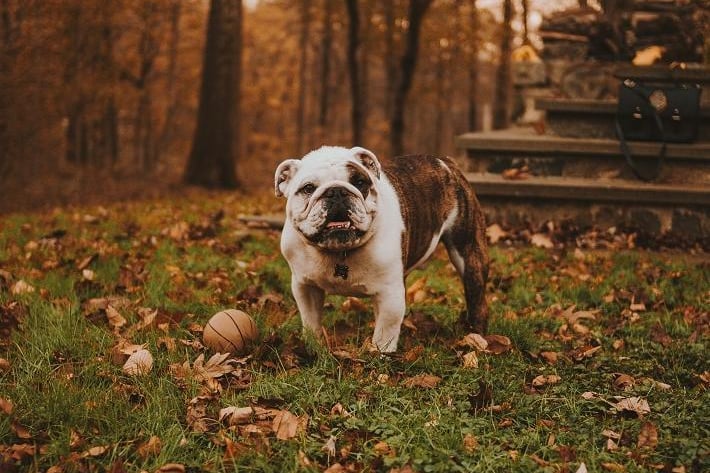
615;82;667;181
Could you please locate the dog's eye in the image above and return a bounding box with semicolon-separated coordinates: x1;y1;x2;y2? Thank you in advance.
300;183;316;195
353;178;369;190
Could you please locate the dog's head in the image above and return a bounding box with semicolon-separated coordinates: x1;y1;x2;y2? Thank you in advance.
275;146;381;251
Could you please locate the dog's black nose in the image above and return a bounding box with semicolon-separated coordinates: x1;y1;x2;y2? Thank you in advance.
324;186;349;200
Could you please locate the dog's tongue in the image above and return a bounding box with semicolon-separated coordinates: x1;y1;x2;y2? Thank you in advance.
326;221;351;229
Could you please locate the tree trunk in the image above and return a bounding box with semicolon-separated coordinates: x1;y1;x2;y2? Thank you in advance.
467;0;479;131
318;0;332;130
344;0;362;146
158;0;181;160
296;0;311;154
521;0;529;45
383;0;396;120
493;0;513;130
1;0;11;47
184;0;242;188
390;0;432;157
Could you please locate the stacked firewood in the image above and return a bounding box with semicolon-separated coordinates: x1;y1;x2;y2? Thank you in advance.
540;0;709;63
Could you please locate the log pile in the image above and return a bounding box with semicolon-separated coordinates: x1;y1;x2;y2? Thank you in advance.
540;0;709;63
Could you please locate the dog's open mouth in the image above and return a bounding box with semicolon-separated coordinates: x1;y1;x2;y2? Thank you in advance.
326;221;351;230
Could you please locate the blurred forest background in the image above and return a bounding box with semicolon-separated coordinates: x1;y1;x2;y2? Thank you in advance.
0;0;705;213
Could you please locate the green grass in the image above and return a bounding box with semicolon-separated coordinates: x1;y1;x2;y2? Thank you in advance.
0;193;708;472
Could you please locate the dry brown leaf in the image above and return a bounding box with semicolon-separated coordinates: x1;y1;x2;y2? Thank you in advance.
540;351;558;364
219;406;257;426
82;445;108;457
373;441;393;456
613;373;635;390
6;443;36;461
272;409;306;440
637;422;658;449
575;463;588;473
532;374;561;387
606;438;619;451
459;333;488;351
46;466;63;473
106;305;127;330
11;280;35;295
612;339;625;351
186;396;212;433
530;233;554;249
136;435;162;459
581;391;599;400
484;334;512;354
629;302;646;312
122;349;153;376
126;307;157;334
486;224;507;244
462;351;479;369
601;429;621;440
0;357;10;373
324;463;345;473
601;463;625;472
570;345;601;361
156;464;186;473
157;336;176;352
11;420;31;439
0;397;13;415
330;403;351;417
401;373;442;388
613;397;650;416
406;277;427;303
463;433;478;453
185;352;241;383
341;297;368;313
403;345;424;362
530;454;549;466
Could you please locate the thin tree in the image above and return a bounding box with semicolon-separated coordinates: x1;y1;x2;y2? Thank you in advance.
383;0;396;119
467;0;479;131
295;0;311;154
492;0;513;130
318;0;332;130
184;0;242;188
344;0;362;146
390;0;432;157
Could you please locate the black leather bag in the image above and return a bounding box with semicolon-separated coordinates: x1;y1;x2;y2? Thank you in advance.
615;79;702;181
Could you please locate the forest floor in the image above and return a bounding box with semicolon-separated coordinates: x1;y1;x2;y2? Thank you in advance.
0;191;708;472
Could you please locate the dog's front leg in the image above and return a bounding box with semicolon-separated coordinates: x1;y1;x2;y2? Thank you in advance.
372;285;406;353
292;277;325;336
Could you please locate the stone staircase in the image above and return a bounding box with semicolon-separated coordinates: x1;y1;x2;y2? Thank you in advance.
455;66;710;242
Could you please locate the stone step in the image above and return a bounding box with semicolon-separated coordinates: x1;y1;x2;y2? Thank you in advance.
455;128;710;185
465;172;709;240
536;97;710;140
465;172;710;207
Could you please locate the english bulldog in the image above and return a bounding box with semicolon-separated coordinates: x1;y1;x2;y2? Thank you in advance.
275;146;488;352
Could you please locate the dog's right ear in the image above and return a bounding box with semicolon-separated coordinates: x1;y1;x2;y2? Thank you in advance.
274;159;300;197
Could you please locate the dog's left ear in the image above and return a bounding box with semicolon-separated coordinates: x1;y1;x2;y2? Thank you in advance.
274;159;300;197
350;147;381;180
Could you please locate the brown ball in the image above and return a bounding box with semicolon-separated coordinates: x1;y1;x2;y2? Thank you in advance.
203;309;258;354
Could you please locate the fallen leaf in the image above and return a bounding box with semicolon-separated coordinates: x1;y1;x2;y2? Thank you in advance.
406;277;427;304
629;302;646;312
484;334;512;354
459;333;488;351
532;374;561;387
82;269;95;281
486;224;507;244
463;433;478;453
324;463;345;473
462;351;479;369
82;445;108;457
373;441;393;456
0;358;10;372
122;349;153;375
341;297;368;313
575;462;588;473
297;450;313;468
540;351;558;364
272;409;306;440
581;391;599;400
0;397;13;415
10;280;34;295
403;345;424;362
530;233;554;249
613;373;635;390
136;435;162;459
219;406;256;426
106;305;127;330
156;464;185;473
530;454;549;466
12;420;31;439
606;438;619;451
401;373;442;388
330;403;351;417
601;429;621;440
613;397;650;416
186;396;212;433
570;345;601;361
637;422;658;449
601;463;625;472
